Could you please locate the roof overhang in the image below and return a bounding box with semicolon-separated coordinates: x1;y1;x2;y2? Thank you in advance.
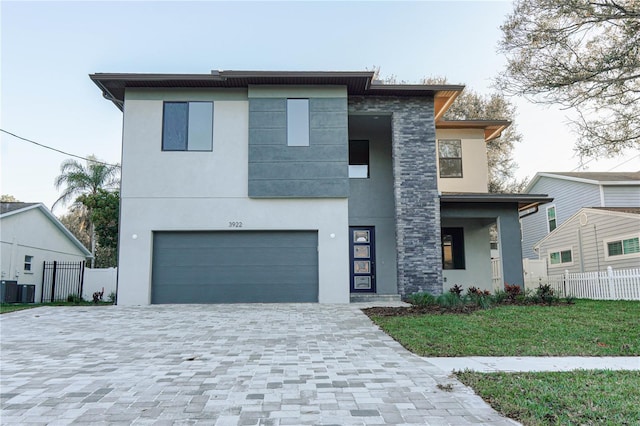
436;120;511;141
90;70;465;112
440;193;553;211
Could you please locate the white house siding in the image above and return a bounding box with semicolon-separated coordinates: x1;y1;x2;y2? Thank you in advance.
0;209;88;302
535;209;640;274
603;185;640;207
118;90;349;305
436;129;488;193
522;177;601;259
440;218;493;293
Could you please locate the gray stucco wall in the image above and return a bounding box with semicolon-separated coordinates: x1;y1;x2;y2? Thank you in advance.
348;116;397;294
442;202;525;287
349;97;441;296
248;98;349;197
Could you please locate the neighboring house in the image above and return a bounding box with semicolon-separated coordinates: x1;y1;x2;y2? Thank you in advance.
534;207;640;274
521;171;640;259
0;202;92;302
91;70;550;305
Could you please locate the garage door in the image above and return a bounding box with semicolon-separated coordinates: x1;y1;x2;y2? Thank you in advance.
151;231;318;303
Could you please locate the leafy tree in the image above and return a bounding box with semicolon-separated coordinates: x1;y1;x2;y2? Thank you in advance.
53;156;120;266
58;207;91;249
424;77;527;193
77;190;119;268
497;0;640;158
0;195;20;202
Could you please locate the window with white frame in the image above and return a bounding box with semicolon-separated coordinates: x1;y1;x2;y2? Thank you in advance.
604;235;640;259
287;99;310;147
438;139;462;178
24;255;33;272
162;102;213;151
547;205;557;232
549;248;572;266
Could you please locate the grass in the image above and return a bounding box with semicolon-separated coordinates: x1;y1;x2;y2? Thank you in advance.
0;301;113;314
369;300;640;356
456;370;640;426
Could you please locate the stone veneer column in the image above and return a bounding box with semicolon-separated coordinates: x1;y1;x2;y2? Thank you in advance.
349;97;442;296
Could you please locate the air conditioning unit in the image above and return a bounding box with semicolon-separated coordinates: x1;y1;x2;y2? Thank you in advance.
1;280;18;303
17;285;36;303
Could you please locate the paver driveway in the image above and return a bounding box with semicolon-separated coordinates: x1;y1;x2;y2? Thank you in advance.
1;304;518;425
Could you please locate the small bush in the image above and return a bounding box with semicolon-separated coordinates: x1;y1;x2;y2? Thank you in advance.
492;289;508;304
504;283;522;302
66;294;83;304
438;292;465;308
107;291;117;304
535;284;557;305
449;284;464;297
407;292;437;307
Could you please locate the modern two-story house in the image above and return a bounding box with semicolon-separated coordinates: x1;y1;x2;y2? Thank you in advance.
91;70;550;305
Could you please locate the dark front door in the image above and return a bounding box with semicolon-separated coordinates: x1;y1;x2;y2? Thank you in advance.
349;226;376;293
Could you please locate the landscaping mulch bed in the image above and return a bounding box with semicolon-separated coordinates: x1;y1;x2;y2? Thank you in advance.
362;304;483;317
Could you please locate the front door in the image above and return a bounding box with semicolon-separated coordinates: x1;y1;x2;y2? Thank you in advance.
350;226;376;293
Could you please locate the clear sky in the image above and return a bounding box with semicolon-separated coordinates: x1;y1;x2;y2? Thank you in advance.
2;0;638;212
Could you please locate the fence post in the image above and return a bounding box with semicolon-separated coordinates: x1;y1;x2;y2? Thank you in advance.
563;269;569;298
607;266;616;300
50;261;57;303
40;261;46;303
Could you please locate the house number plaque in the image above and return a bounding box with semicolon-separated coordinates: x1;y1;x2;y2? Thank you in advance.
228;221;243;228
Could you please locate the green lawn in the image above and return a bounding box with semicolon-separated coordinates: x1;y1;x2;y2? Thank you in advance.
368;300;640;356
1;301;113;314
456;370;640;426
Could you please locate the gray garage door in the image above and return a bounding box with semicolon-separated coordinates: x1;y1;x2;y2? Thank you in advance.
151;231;318;304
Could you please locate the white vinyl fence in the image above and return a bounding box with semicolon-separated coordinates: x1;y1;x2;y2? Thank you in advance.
83;267;117;302
525;267;640;301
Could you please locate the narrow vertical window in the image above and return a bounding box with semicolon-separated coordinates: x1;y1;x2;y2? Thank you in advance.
438;139;462;178
287;99;309;147
547;206;557;232
441;228;465;269
349;140;369;178
24;255;33;272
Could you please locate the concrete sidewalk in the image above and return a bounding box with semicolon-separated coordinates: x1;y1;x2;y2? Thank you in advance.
424;356;640;373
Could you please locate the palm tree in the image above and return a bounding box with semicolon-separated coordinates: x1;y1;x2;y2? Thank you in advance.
53;156;120;267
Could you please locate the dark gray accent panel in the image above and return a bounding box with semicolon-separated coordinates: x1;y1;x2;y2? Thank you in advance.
248;97;348;198
349;96;441;297
151;231;318;304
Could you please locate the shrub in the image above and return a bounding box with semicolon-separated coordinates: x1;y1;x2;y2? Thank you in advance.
438;292;465;308
407;292;437;307
467;287;492;309
535;283;557;305
107;291;117;304
66;294;83;304
504;283;522;302
449;284;464;297
492;289;508;305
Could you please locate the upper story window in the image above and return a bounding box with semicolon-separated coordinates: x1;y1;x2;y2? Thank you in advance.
24;255;33;272
438;139;462;178
162;102;213;151
442;227;465;269
349;140;369;178
287;99;309;147
549;248;572;266
605;235;640;259
547;205;557;232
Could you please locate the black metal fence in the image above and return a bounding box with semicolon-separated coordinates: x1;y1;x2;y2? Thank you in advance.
41;261;85;303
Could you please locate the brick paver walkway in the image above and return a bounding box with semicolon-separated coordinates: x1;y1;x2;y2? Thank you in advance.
1;305;518;425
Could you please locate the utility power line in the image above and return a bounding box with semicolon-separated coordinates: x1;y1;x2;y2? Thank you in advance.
1;129;120;168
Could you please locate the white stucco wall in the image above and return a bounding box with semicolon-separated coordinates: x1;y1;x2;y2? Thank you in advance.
0;208;89;302
118;89;350;305
436;129;488;193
